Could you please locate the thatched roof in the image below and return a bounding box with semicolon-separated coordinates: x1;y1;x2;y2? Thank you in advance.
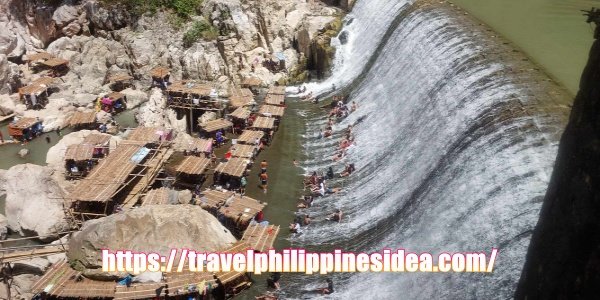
167;80;212;97
241;224;280;252
68;144;146;202
108;74;133;83
250;116;276;130
236;130;264;145
214;157;249;177
83;133;112;146
229;95;254;108
19;77;55;95
228;106;251;120
179;137;213;153
176;156;211;175
126;127;170;144
104;91;125;101
8;117;40;129
64;144;94;161
40;57;68;67
200;118;233;133
264;93;285;106
150;66;170;79
197;189;266;225
23;52;53;62
68;111;96;127
258;105;285;118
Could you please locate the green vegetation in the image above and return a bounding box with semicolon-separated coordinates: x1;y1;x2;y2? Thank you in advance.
100;0;203;18
183;19;219;47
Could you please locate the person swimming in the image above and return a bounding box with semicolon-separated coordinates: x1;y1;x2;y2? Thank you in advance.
328;209;343;222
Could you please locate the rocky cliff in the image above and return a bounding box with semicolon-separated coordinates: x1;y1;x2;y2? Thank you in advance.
515;10;600;299
0;0;344;129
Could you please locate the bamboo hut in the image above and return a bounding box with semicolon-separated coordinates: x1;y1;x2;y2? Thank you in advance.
229;143;258;159
258;104;285;120
166;80;217;108
125;126;173;146
227;106;251;133
64;144;95;179
18;77;56;109
68;144;150;219
264;93;285;106
236;130;264;145
83;133;112;158
197;189;266;233
30;258;248;300
241;224;280;252
199;118;233;137
150;66;170;89
250;116;276;132
228;88;255;108
213;157;251;190
68;111;97;129
107;73;134;91
99;91;127;113
40;57;69;76
173;155;211;187
241;77;262;93
7;117;43;141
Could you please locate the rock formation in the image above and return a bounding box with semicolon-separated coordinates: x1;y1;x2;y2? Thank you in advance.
515;10;600;299
3;164;69;241
67;205;237;279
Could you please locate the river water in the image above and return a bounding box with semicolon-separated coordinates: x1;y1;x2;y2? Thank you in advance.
284;0;576;298
452;0;595;95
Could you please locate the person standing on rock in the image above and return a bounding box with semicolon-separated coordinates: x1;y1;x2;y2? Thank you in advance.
56;127;62;136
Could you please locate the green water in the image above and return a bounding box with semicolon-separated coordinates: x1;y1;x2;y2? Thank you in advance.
453;0;596;95
238;99;308;298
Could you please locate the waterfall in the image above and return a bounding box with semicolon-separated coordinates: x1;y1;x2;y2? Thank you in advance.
292;0;571;298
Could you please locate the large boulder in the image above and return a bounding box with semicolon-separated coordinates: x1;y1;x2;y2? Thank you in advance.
0;214;7;240
3;164;69;241
45;130;118;170
68;205;237;279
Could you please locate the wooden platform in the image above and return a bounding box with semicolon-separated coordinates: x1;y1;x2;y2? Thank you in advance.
68;144;144;203
214;157;250;177
267;85;286;95
264;93;285;106
150;66;170;79
64;144;94;161
259;104;285;118
200;118;233;133
250;116;276;130
179;137;213;153
237;130;264;145
126;127;171;144
122;147;174;208
0;244;68;264
241;224;280;252
229;106;251;120
68;111;96;127
230;144;258;159
19;77;55;95
176;156;211;175
167;80;212;97
141;187;171;205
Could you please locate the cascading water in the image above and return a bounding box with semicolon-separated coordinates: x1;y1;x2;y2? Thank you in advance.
290;0;571;298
